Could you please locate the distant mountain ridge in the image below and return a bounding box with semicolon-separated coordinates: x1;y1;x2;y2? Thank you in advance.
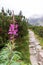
28;15;43;26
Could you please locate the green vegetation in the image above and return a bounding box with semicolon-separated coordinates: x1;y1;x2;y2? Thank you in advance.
35;34;43;47
0;42;28;65
0;8;31;65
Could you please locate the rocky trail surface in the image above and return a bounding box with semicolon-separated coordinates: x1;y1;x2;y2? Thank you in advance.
29;30;43;65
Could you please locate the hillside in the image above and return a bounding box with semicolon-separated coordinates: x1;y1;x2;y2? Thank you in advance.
28;15;43;26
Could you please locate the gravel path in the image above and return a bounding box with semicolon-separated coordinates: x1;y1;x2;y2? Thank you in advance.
29;30;41;65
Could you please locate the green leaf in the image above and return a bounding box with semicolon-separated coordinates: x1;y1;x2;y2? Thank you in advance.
11;61;20;65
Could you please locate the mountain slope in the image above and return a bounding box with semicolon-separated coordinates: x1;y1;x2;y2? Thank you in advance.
28;16;43;26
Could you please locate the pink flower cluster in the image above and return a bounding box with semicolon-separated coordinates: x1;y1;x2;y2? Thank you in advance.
8;23;18;36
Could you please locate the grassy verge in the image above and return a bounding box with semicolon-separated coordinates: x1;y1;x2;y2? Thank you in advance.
15;34;31;65
35;34;43;47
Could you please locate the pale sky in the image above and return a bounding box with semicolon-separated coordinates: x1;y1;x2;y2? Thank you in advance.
0;0;43;18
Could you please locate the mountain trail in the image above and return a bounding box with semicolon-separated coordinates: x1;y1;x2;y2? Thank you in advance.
29;30;43;65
